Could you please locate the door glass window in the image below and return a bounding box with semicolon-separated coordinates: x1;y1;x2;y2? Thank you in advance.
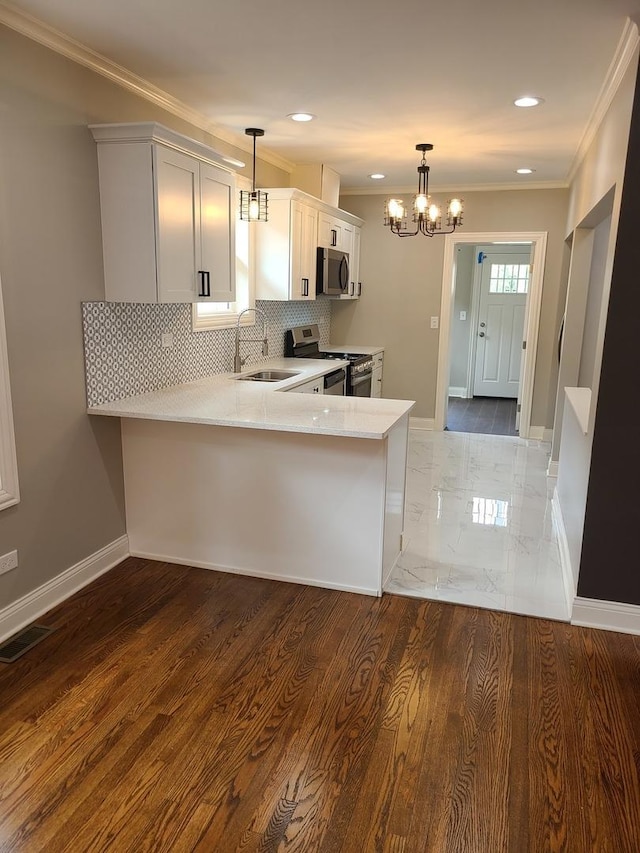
489;263;530;294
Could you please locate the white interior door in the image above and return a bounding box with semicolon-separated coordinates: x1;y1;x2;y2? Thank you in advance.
473;251;530;398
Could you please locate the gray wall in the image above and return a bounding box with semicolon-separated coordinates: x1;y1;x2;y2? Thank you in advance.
0;24;290;612
334;189;569;424
577;55;640;606
553;44;638;607
578;215;612;389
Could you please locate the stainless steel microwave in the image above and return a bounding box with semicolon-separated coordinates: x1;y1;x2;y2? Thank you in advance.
316;247;350;296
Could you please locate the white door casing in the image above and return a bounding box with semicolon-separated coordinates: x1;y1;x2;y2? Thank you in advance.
435;232;547;438
472;251;530;398
0;271;19;510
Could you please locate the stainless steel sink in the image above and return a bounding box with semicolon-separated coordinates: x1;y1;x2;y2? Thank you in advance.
235;369;301;382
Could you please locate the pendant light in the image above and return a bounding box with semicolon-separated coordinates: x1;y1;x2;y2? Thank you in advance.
384;143;463;237
240;128;268;222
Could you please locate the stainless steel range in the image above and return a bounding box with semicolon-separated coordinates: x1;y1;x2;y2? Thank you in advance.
285;324;374;397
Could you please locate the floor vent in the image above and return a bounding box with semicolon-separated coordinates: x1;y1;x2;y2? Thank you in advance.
0;625;54;663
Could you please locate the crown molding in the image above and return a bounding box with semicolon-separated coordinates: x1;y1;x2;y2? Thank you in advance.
340;180;568;196
0;2;295;174
567;17;639;185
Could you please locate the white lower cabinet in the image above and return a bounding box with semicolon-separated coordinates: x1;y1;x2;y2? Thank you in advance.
288;378;323;394
371;351;384;398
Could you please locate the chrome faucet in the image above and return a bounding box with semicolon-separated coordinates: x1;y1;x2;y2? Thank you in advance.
234;307;269;372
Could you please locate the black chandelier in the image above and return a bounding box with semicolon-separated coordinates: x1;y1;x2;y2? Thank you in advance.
240;128;268;222
384;143;463;237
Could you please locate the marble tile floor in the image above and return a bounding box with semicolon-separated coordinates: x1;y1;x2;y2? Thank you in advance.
386;429;570;621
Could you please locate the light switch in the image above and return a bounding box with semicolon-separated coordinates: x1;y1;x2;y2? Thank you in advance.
161;332;174;348
459;311;467;321
430;316;439;329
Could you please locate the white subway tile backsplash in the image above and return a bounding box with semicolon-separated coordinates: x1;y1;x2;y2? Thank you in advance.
82;300;332;406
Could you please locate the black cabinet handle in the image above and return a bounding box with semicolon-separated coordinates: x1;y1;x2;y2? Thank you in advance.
357;282;362;296
302;277;309;297
331;228;337;247
198;270;211;298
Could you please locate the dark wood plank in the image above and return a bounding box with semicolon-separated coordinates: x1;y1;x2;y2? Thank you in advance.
0;557;639;852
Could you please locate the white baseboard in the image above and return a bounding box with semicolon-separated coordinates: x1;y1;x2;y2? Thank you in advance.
529;426;553;441
572;597;640;635
547;459;559;478
551;489;576;615
0;535;129;644
409;417;435;431
129;548;381;597
448;386;468;398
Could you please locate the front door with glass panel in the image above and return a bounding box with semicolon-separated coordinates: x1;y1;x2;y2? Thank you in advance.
473;251;530;398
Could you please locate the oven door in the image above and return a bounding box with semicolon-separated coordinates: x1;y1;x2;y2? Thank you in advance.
350;370;373;397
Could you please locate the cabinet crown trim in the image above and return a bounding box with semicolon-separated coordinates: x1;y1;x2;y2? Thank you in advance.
264;187;364;228
90;122;238;173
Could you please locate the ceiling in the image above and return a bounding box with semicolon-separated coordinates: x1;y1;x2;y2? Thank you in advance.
3;0;640;191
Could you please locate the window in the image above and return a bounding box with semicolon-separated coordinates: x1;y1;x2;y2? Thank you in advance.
193;178;254;331
489;263;530;294
0;273;19;510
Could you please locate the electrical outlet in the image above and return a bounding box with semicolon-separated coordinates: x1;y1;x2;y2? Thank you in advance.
430;316;439;329
161;332;174;348
459;310;467;321
0;550;18;576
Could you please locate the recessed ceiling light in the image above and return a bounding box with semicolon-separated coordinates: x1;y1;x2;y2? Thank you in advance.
516;168;535;174
369;173;386;180
288;112;315;122
514;96;544;108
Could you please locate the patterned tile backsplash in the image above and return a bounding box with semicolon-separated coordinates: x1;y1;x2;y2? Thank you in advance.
82;299;332;406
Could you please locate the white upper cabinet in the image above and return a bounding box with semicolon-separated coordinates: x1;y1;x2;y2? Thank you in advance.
91;123;236;303
351;226;362;297
254;189;318;301
254;188;364;302
318;212;353;254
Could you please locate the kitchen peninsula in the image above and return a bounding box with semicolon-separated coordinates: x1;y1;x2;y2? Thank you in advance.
89;359;414;596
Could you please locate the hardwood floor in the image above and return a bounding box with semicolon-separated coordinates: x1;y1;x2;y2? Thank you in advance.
447;396;518;436
1;557;639;852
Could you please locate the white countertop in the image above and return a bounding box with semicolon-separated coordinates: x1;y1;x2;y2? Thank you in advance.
88;357;414;439
324;344;384;356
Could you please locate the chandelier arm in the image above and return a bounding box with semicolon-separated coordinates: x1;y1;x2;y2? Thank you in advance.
392;221;420;237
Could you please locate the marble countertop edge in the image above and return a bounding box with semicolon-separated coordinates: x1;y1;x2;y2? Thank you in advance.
87;358;414;440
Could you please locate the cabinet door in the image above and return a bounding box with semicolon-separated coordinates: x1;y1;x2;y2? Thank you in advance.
318;212;340;249
349;226;361;297
289;378;323;394
340;222;354;256
291;201;317;300
199;163;236;302
154;147;200;303
372;366;383;398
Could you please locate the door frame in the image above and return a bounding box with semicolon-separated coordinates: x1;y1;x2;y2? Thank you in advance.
0;270;20;510
434;231;548;437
